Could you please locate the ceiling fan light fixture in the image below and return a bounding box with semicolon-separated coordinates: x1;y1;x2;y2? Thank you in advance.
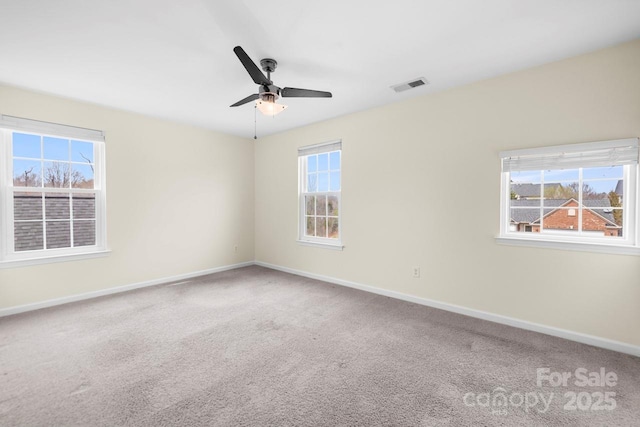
256;99;287;116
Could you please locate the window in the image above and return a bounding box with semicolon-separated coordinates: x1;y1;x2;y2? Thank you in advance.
498;138;639;254
0;115;107;266
298;140;342;248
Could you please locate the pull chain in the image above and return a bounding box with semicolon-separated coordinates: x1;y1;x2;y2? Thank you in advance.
254;104;257;140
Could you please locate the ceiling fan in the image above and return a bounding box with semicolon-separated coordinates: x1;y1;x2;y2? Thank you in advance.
230;46;332;116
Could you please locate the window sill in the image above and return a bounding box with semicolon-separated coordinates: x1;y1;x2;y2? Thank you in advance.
0;249;111;269
296;240;344;251
495;236;640;256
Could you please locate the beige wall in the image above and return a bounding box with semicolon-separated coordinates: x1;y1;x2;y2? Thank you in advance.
1;39;638;348
255;39;640;347
0;85;255;308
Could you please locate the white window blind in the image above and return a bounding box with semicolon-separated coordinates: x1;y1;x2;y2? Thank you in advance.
298;140;342;157
0;115;105;142
501;138;638;172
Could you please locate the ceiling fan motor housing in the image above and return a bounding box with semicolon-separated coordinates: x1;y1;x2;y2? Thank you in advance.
258;58;280;101
259;84;281;102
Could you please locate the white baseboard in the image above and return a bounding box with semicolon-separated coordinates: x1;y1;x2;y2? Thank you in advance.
255;261;640;358
3;259;638;358
0;261;254;317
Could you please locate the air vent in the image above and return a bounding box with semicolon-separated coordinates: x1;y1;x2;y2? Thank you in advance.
391;77;429;93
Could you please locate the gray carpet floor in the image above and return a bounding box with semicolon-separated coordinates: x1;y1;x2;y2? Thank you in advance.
1;265;638;426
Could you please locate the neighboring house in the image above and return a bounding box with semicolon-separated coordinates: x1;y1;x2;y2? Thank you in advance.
510;198;622;237
615;179;623;202
511;183;561;200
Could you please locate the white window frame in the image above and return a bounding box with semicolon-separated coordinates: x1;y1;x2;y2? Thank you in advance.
497;138;640;256
297;140;343;250
0;115;109;267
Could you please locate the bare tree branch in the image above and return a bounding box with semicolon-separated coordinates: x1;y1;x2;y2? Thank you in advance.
80;152;94;173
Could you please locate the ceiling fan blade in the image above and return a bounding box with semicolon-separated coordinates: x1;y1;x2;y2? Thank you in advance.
230;93;259;107
233;46;271;86
281;87;332;98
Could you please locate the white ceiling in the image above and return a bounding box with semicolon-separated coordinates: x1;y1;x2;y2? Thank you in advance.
1;1;639;138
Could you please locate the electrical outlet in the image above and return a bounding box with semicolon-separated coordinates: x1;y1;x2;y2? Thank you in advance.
413;267;420;278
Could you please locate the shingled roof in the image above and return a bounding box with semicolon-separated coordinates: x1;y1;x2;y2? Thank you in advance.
511;183;561;198
510;198;618;225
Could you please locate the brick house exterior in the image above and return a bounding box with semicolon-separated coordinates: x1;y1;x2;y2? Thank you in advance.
536;199;620;236
510;198;621;237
